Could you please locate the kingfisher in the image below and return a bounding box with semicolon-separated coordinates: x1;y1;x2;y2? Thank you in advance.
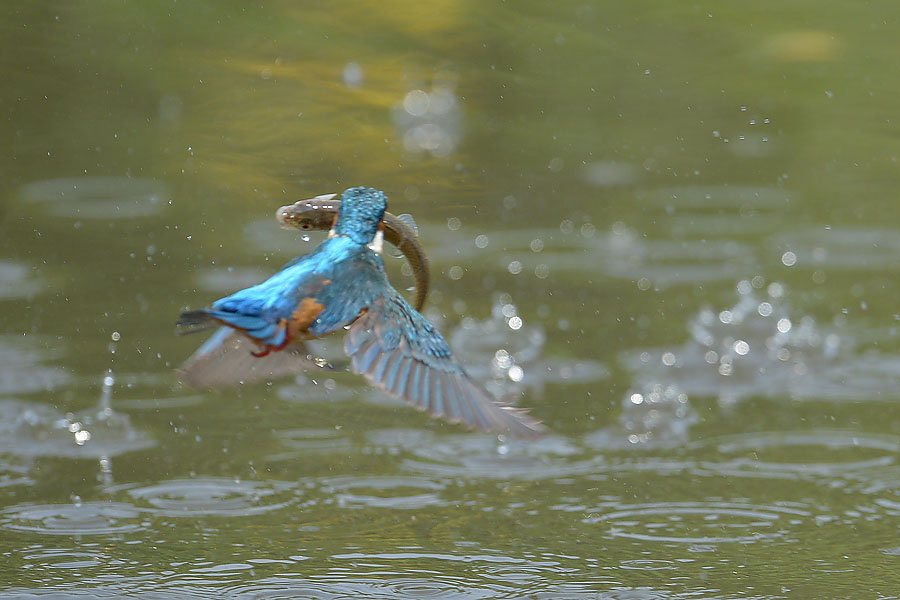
178;187;543;437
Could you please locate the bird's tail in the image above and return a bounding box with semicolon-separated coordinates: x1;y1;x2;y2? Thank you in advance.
177;308;287;350
176;310;219;335
177;326;326;390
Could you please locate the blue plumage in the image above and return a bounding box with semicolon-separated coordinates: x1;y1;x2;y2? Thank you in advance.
332;187;386;244
178;186;543;437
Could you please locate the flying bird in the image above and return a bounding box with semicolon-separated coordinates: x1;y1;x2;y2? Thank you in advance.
177;194;427;389
178;187;543;437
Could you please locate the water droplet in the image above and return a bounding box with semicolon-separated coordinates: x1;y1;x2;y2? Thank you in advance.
403;89;430;116
343;62;364;88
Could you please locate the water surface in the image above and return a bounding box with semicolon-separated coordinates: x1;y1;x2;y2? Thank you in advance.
3;2;900;598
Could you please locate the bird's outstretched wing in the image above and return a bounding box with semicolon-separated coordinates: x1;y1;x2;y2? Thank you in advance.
343;292;545;438
177;326;326;390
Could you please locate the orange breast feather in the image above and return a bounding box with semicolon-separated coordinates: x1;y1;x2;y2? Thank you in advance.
289;296;327;339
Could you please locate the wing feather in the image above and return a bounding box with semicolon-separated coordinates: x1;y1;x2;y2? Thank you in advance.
354;340;381;373
344;293;544;437
371;351;392;384
449;373;477;429
393;357;413;397
409;362;426;411
428;368;443;420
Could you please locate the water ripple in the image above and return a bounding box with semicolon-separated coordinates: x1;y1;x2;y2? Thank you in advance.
219;575;571;600
637;185;791;238
450;296;608;395
618;559;679;571
637;185;793;209
19;176;169;219
0;454;34;489
620;280;892;405
607;383;697;447
712;429;900;455
0;260;44;300
771;226;900;270
581;428;900;497
366;428;596;480
692;430;900;492
0;399;154;459
426;222;757;289
0;336;71;395
319;475;448;510
20;547;108;570
114;394;205;410
0;577;692;600
266;428;353;460
275;379;358;404
584;500;810;544
113;477;299;517
2;501;147;535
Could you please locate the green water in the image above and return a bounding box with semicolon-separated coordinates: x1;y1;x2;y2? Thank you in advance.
3;2;900;598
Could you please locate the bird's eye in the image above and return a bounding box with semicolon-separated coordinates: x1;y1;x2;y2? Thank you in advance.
300;223;312;230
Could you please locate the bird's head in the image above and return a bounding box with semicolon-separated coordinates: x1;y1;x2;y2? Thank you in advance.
333;187;387;246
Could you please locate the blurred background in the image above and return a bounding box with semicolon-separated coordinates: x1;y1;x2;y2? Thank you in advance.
2;2;900;597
